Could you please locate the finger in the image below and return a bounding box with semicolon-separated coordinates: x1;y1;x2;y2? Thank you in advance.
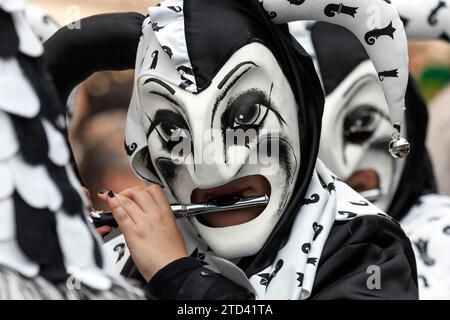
98;190;147;228
97;189;110;202
120;187;159;214
146;184;171;211
114;193;147;226
99;191;136;231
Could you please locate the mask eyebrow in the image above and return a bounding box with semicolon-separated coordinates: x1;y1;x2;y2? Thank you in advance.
143;78;176;95
150;91;183;111
211;62;258;128
342;74;376;102
217;61;258;89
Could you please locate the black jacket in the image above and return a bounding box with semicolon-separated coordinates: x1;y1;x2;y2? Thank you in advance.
140;215;418;300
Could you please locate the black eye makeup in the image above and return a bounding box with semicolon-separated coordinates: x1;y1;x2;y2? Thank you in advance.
221;88;285;132
343;105;389;145
146;110;190;152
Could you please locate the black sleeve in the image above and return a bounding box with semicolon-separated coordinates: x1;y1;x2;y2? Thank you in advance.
145;257;255;300
310;215;418;300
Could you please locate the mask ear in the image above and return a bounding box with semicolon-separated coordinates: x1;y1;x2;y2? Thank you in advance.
43;12;145;103
125;87;163;185
259;0;410;157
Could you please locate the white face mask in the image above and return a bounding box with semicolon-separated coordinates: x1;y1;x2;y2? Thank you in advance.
318;60;406;211
130;43;301;259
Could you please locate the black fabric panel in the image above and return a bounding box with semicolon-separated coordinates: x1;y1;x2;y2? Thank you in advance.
43;12;145;104
310;215;418;300
20;53;87;217
185;0;325;278
0;9;19;57
17;49;87;190
91;232;103;268
311;22;369;95
9;115;49;165
46;164;83;215
14;192;68;283
15;54;84;216
147;257;254;300
388;77;437;221
20;51;86;189
17;54;64;123
9;54;65;166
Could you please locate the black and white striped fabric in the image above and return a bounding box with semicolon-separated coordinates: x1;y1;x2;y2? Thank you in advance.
0;0;142;299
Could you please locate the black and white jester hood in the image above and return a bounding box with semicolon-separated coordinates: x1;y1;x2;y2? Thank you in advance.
289;2;450;299
0;0;141;299
44;0;411;299
289;0;449;220
394;0;450;41
124;0;409;262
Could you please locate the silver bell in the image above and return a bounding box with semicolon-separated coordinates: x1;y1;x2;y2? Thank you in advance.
389;137;410;159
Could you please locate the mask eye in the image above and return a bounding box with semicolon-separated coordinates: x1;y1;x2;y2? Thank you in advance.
223;91;271;131
158;123;188;143
147;110;190;151
344;105;382;144
231;103;268;128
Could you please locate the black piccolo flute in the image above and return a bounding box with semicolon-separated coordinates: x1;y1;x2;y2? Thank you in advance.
90;194;270;228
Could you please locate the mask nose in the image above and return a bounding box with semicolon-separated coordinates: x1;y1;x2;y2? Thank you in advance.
189;128;250;188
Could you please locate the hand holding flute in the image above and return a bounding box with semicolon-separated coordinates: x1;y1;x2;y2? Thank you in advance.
97;185;189;282
96;184;269;281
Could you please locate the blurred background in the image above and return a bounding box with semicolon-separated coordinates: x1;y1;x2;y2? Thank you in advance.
30;1;450;201
28;0;161;209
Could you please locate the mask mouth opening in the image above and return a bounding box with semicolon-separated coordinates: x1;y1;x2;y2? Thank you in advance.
190;174;271;228
346;169;380;192
345;169;384;202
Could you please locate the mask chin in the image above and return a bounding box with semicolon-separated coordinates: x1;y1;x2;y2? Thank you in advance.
190;135;300;259
190;195;282;259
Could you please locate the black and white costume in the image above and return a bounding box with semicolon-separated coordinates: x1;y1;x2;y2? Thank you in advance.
44;0;418;300
289;0;450;299
0;0;142;299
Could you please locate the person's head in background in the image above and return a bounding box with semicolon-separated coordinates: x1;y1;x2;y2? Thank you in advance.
289;21;435;221
69;71;144;208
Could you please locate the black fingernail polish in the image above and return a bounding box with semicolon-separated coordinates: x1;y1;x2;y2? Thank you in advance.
107;191;115;198
98;189;109;195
